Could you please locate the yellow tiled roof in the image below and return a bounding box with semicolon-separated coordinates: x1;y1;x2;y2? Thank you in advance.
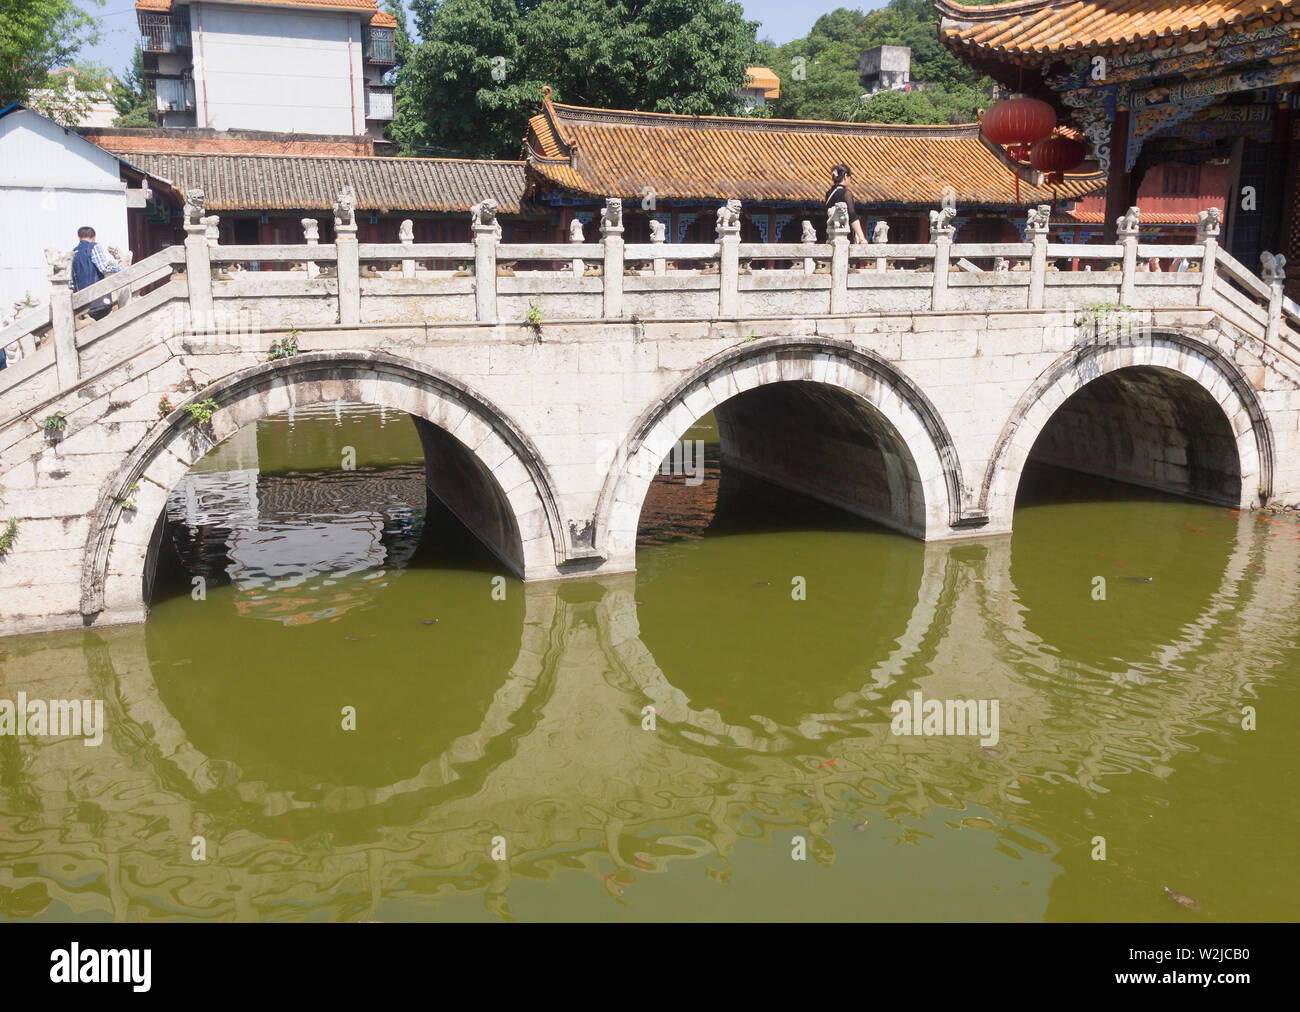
524;99;1103;207
937;0;1300;61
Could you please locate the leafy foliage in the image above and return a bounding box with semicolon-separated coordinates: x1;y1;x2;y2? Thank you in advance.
764;1;999;125
111;44;154;127
0;518;17;558
268;335;300;360
183;398;219;426
393;0;762;158
0;0;104;124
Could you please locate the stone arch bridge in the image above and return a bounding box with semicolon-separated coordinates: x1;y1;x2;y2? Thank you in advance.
1;198;1297;637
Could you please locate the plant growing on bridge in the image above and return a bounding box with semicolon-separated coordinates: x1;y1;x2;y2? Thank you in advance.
525;300;544;338
158;395;173;417
41;411;68;442
183;398;219;427
1079;301;1139;342
118;482;141;512
268;335;300;360
0;519;16;559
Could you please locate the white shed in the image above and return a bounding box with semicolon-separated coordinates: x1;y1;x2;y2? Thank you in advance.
0;104;146;318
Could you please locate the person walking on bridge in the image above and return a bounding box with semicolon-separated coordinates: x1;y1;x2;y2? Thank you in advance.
71;226;122;321
826;164;868;244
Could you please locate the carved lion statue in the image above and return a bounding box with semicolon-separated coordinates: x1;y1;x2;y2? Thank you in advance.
601;198;622;232
1261;251;1288;281
929;206;956;236
183;189;205;226
44;247;72;278
827;202;849;233
648;219;666;243
1026;204;1051;233
872;220;889;244
1116;205;1141;234
333;186;357;229
399;219;414;243
301;218;320;243
715;198;741;233
800;220;816;243
1197;207;1222;237
569;218;585;242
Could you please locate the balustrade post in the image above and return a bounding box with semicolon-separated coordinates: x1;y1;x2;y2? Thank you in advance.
872;220;889;272
46;250;78;389
717;200;741;317
1196;208;1222;307
569;217;586;276
183;216;215;334
301;218;321;279
800;221;816;275
399;219;415;279
1026;204;1050;310
1262;252;1288;346
333;187;361;326
600;198;624;319
929;207;956;312
1117;206;1141;305
650;219;666;277
470;199;500;323
828;202;850;314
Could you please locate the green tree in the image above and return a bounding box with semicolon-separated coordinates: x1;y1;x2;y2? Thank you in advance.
111;44;154;127
0;0;103;123
395;0;762;158
768;1;998;126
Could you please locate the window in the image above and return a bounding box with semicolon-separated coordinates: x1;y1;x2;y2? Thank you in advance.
365;28;396;64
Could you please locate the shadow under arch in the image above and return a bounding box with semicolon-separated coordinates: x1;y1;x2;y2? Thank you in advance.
593;336;972;564
981;331;1275;526
80;351;567;623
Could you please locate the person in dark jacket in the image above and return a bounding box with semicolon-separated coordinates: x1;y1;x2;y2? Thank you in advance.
825;164;868;244
71;226;122;320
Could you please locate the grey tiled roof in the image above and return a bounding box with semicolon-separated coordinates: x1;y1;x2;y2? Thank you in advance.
128;153;528;213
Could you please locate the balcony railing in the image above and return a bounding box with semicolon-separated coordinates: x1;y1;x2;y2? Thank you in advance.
139;13;191;53
365;86;394;121
364;27;396;64
155;77;195;113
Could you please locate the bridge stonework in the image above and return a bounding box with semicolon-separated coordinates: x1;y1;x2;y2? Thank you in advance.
2;204;1298;636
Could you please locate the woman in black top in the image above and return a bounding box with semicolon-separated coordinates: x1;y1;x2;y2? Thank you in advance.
826;163;868;243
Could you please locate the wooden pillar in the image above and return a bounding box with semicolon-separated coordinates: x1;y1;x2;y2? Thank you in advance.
1102;106;1131;244
1270;92;1296;264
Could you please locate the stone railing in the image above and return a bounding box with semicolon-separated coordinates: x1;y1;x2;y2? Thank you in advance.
0;196;1293;419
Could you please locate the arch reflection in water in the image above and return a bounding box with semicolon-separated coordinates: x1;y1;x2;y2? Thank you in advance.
4;399;1299;921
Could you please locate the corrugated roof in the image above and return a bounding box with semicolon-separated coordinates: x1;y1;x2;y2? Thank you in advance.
1067;209;1200;225
123;152;527;213
936;0;1300;62
525;99;1104;207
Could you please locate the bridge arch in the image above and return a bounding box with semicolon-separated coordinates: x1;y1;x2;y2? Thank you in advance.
594;337;967;563
81;351;566;621
982;332;1275;524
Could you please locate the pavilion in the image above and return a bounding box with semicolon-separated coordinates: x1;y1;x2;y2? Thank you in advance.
937;0;1300;297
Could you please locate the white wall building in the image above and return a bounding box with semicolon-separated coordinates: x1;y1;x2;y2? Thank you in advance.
0;105;153;322
136;0;397;139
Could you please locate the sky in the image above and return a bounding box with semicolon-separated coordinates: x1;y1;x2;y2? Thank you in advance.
75;0;893;79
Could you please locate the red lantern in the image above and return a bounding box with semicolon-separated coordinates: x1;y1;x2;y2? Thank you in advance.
982;96;1057;162
1031;134;1087;185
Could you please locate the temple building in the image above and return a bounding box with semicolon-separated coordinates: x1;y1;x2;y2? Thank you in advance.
522;95;1105;245
937;0;1300;297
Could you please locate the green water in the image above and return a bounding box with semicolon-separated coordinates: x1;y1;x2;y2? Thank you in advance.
1;404;1297;922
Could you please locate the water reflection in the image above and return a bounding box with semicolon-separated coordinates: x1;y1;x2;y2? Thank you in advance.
1;409;1297;922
